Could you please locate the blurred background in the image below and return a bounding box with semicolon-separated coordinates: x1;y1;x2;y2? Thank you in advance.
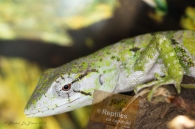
0;0;195;129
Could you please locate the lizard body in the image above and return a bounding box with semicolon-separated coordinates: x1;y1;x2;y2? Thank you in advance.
25;30;195;117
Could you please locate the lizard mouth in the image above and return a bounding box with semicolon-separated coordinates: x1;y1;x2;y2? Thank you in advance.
24;95;92;117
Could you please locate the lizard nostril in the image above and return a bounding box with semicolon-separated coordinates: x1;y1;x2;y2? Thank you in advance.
62;84;71;91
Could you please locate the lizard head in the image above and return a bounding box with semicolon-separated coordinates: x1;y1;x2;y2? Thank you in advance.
24;63;99;117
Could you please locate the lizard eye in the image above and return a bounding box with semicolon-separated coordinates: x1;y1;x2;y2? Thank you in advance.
62;84;71;91
51;75;80;98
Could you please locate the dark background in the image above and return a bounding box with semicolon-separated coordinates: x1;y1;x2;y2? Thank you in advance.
1;0;194;68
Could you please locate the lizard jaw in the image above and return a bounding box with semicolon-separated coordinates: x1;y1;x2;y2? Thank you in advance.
24;95;92;117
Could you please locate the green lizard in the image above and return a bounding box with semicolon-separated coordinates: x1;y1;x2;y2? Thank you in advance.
24;30;195;117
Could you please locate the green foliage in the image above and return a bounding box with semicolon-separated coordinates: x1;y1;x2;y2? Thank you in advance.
181;7;195;30
0;0;114;45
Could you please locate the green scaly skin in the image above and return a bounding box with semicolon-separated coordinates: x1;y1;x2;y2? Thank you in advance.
24;30;195;117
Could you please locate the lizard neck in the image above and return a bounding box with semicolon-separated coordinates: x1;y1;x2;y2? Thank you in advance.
113;61;165;93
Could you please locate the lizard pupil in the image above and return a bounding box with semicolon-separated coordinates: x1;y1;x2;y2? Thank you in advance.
62;84;71;91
